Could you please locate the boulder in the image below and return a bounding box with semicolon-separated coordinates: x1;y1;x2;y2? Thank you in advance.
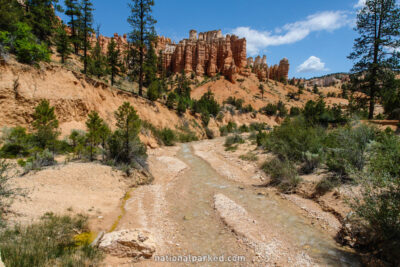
99;229;156;260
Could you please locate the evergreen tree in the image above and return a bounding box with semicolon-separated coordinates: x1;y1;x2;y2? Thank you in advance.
32;100;59;149
143;43;157;87
348;0;400;119
55;24;71;63
107;38;120;86
87;35;106;78
24;0;60;44
259;84;265;100
127;0;157;96
79;0;94;74
98;121;111;161
0;0;23;32
113;102;141;163
147;80;160;101
85;111;103;161
64;0;81;54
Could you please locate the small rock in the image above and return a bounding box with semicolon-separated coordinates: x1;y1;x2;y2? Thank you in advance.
183;215;192;221
99;229;155;260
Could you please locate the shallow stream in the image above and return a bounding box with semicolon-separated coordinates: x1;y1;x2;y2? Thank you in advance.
166;143;360;266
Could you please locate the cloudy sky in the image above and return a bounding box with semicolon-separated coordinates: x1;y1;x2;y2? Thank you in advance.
58;0;368;78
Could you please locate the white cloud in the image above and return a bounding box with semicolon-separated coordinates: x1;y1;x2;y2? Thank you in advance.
232;11;352;55
297;56;327;73
354;0;366;8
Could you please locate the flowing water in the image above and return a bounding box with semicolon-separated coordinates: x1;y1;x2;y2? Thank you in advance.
165;143;360;266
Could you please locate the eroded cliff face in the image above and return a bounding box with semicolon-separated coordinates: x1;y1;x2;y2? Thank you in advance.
157;30;247;82
247;56;290;82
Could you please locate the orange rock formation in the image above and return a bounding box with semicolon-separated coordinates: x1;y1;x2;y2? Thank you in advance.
247;56;290;82
157;30;247;82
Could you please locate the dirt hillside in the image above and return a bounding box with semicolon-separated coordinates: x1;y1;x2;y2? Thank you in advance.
192;73;348;110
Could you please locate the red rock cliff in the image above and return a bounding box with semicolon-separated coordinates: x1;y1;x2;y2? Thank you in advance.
157;30;247;82
247;55;290;82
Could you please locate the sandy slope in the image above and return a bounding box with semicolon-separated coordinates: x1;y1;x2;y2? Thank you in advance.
0;60;204;145
8;162;129;230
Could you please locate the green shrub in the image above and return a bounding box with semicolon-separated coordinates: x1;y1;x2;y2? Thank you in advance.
224;134;244;148
0;213;102;266
147;80;161;101
205;128;214;139
238;124;249;133
68;130;87;159
300;151;322;174
241;104;254;113
177;99;187;115
262;158;301;193
368;132;400;178
290;107;301;117
0;126;32;158
239;152;258;162
219;121;238;136
219;125;229;137
201;111;210;126
166;92;177;109
6;22;50;65
315;175;340;195
256;131;268;147
352;171;400;264
159;128;176;146
249;122;267;132
106;132;147;166
303;99;347;126
0;160;22;227
224;96;244;110
177;129;198;143
19;149;56;174
313;84;319;94
192;90;220;117
260;103;278;116
277;101;288;117
261;116;326;161
325;123;377;178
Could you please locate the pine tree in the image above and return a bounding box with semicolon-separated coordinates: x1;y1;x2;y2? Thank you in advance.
259;84;265;100
55;25;71;63
143;43;158;87
64;0;81;54
107;38;120;86
24;0;60;44
85;111;103;161
348;0;400;119
114;102;141;163
127;0;157;96
0;0;23;32
87;35;107;78
98;121;111;161
32;100;59;149
79;0;94;74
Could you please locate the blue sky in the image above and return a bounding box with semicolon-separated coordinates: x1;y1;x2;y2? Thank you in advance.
57;0;367;78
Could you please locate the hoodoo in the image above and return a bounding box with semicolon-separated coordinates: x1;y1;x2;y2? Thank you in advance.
156;30;247;82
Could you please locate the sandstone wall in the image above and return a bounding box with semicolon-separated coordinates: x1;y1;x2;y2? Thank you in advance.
157;30;247;82
247;55;290;82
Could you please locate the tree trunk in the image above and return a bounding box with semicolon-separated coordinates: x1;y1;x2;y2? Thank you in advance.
369;89;375;119
138;1;144;97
